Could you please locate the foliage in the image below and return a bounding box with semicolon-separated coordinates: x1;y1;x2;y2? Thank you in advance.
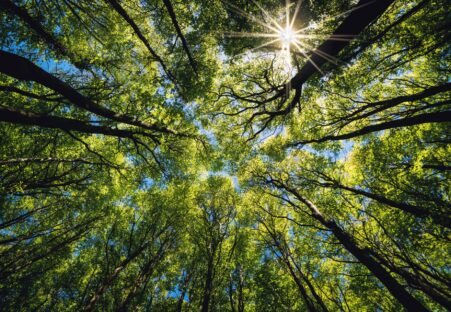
0;0;449;311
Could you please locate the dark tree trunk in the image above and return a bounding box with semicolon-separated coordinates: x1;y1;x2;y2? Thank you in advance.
201;257;214;312
117;246;166;312
0;0;88;68
283;257;318;312
84;241;150;312
0;107;143;140
105;0;176;83
290;110;451;145
371;252;451;309
273;182;429;312
162;0;197;73
327;182;451;228
176;271;191;312
0;50;172;135
290;0;395;90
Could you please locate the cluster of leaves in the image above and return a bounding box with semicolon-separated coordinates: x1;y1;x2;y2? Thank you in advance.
0;0;449;311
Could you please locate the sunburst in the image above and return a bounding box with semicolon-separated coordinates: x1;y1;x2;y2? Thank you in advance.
223;0;356;76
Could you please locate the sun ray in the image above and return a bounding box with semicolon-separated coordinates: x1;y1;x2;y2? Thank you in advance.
250;0;285;32
296;34;354;42
222;1;280;33
286;0;290;29
279;27;296;47
224;32;279;39
234;38;281;58
290;0;304;29
223;0;355;79
292;42;324;75
297;41;340;65
301;39;344;64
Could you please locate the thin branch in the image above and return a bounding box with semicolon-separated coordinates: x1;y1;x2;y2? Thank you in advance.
162;0;197;74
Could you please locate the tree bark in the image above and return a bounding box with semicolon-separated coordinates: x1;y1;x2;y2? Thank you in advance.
324;182;451;228
0;0;88;69
0;107;152;140
371;252;451;309
261;221;321;311
201;256;214;312
289;110;451;146
105;0;176;83
290;0;395;91
327;82;451;126
84;241;150;312
0;50;173;135
270;180;429;312
162;0;197;73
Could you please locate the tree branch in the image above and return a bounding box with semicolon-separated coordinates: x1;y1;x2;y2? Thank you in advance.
288;110;451;146
105;0;178;84
0;50;176;136
162;0;197;74
0;106;157;141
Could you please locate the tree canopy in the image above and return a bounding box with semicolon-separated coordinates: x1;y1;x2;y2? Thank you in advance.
0;0;449;311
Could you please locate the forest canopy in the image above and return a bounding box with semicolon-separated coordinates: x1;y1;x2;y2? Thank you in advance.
0;0;450;311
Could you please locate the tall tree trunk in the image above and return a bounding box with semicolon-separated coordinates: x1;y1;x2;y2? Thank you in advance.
371;252;451;309
290;256;329;312
287;0;395;96
324;181;451;228
272;181;429;312
289;110;451;146
84;241;150;312
283;257;318;312
117;243;168;312
176;270;191;312
201;257;214;312
104;0;176;83
261;221;323;311
0;0;88;68
0;107;145;140
237;265;245;312
0;50;173;135
162;0;197;73
228;274;237;312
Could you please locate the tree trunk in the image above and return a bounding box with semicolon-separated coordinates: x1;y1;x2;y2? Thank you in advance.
290;110;451;145
117;242;169;312
275;182;429;312
201;257;214;312
290;0;395;90
84;241;150;312
327;182;451;228
0;50;172;135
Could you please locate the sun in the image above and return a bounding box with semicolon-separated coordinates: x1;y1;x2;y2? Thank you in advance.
279;27;295;46
222;0;306;73
222;0;348;76
279;26;296;48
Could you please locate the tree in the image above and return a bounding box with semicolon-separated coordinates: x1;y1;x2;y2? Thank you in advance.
0;0;449;311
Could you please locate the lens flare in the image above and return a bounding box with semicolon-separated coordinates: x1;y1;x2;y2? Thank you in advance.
279;27;296;48
222;0;356;76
